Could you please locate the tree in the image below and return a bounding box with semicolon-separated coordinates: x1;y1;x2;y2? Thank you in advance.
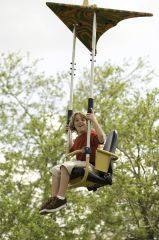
72;59;159;240
0;52;68;239
0;53;158;239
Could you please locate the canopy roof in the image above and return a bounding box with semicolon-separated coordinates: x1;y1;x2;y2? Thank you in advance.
46;2;153;51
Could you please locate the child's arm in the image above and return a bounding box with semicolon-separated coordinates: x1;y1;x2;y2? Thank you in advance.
87;112;105;144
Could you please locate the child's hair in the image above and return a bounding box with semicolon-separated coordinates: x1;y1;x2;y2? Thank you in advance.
69;112;87;132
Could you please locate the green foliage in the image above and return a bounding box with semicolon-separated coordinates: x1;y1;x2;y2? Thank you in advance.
0;52;68;239
72;59;159;240
0;53;159;239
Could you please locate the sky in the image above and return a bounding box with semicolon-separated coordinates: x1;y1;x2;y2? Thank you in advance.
0;0;158;160
0;0;159;80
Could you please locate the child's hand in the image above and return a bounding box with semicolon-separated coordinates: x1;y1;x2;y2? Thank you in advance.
86;110;97;123
65;125;70;132
81;147;85;153
90;4;97;8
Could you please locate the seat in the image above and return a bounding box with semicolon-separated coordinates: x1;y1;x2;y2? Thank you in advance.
68;130;118;190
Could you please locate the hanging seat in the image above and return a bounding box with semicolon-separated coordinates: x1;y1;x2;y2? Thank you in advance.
67;130;118;190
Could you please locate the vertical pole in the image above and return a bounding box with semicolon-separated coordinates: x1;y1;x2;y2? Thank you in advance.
86;11;96;157
66;24;77;154
90;12;96;99
69;24;77;111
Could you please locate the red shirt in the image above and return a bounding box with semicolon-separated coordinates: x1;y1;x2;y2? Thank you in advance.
70;129;100;165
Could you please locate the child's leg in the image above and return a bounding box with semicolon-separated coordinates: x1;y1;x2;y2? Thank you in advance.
40;165;69;214
40;166;69;213
51;175;60;197
57;166;70;198
50;164;61;196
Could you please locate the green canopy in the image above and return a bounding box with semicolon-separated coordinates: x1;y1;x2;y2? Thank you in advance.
46;2;153;51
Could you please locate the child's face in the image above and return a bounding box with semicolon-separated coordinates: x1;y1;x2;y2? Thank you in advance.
74;114;87;134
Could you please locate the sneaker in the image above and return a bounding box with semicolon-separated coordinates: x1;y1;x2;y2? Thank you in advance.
45;197;67;213
39;197;56;214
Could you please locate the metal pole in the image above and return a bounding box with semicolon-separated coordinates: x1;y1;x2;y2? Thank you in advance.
90;11;96;99
66;24;77;154
86;11;96;154
69;24;77;110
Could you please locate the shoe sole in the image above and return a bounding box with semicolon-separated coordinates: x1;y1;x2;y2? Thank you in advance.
39;209;48;214
45;203;67;213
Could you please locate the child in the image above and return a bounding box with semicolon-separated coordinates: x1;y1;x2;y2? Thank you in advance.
39;111;105;214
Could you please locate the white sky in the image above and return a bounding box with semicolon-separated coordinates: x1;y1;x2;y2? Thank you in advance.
0;0;158;160
0;0;159;81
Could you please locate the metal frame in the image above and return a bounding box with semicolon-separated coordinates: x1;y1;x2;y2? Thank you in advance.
69;12;97;188
66;24;77;154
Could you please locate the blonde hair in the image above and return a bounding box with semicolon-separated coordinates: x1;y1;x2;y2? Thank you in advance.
69;112;87;132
